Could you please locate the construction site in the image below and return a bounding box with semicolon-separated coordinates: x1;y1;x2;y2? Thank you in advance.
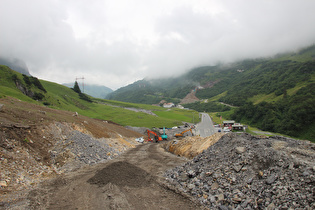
0;97;314;209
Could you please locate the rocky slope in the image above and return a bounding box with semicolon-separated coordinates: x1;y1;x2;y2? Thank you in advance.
0;97;143;201
164;133;315;209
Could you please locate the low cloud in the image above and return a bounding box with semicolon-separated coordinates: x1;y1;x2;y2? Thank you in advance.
1;0;315;89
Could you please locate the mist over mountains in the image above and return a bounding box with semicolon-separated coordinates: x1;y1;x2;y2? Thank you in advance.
63;83;113;99
0;56;113;99
0;57;31;76
108;45;315;105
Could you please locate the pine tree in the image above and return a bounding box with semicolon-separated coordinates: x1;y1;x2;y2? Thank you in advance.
73;81;81;93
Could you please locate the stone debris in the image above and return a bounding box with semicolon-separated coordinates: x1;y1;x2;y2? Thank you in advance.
49;122;137;172
165;133;315;209
0;121;140;194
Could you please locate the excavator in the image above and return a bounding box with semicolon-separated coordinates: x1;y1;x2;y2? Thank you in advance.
175;128;194;138
161;127;168;140
147;130;162;143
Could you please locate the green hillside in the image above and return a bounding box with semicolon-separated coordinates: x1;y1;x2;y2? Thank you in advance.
0;65;198;128
107;78;195;104
107;45;315;141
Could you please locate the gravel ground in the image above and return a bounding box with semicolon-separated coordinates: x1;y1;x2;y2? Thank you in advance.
165;133;315;209
49;122;137;172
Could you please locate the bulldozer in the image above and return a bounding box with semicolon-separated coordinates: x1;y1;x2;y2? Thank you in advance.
147;130;162;143
174;128;194;138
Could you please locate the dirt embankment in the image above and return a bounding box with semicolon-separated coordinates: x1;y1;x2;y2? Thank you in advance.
0;97;143;202
163;132;225;159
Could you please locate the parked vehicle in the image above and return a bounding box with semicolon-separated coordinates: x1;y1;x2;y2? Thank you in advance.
223;127;231;132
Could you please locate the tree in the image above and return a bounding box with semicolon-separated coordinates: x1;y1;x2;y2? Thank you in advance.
73;81;81;93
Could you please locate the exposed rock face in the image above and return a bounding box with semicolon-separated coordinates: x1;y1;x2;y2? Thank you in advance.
180;89;199;104
165;133;315;209
15;80;34;98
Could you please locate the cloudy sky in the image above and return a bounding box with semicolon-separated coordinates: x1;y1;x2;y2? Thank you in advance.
1;0;315;90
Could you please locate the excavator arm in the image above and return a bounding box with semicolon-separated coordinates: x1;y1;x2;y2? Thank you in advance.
175;128;193;138
147;130;162;142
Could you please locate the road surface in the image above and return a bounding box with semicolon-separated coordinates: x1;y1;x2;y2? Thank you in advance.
23;143;203;210
195;113;217;137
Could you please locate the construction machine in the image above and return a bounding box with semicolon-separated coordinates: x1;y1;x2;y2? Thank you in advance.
147;130;162;143
161;127;168;140
175;128;194;138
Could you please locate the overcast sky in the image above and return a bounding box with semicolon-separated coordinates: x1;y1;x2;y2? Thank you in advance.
1;0;315;90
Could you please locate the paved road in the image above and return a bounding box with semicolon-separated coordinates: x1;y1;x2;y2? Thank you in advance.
195;113;216;137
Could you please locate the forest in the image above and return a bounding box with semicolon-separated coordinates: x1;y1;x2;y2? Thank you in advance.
231;82;315;140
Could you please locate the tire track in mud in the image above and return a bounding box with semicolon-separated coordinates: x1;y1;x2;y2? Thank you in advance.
27;143;203;210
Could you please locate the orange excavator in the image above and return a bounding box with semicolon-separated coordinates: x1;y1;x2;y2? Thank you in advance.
175;128;194;138
147;130;162;143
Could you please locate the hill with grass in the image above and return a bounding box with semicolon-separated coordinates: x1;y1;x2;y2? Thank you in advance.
107;45;315;141
0;65;198;129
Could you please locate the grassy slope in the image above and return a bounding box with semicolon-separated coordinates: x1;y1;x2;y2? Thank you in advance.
0;66;42;103
0;66;198;128
248;78;315;105
42;80;199;128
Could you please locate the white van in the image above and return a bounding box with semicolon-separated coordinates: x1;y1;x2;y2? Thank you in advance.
223;127;231;132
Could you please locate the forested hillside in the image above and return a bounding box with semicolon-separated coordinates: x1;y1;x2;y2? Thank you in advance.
107;78;195;104
108;45;315;141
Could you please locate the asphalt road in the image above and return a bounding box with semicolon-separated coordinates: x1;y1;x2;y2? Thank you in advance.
195;113;217;137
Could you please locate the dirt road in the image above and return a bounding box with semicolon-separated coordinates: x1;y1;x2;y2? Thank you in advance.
26;143;203;210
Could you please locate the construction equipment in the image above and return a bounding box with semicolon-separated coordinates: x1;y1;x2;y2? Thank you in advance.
161;127;168;140
175;128;194;138
147;130;162;143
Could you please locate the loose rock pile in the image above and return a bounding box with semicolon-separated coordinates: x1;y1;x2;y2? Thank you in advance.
165;133;315;209
51;131;119;171
49;122;131;172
